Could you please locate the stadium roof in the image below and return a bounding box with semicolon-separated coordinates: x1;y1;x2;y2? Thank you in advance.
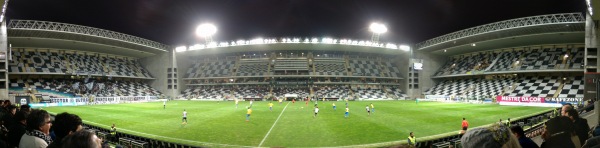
416;13;585;56
176;41;407;56
7;20;170;58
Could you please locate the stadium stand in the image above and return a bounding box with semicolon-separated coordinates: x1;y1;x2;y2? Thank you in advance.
233;86;269;99
311;57;347;76
236;58;272;76
435;47;584;76
507;76;561;97
314;86;349;98
349;58;381;77
9;50;153;78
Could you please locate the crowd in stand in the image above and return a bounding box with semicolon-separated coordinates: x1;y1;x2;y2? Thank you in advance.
0;100;110;148
460;103;597;148
11;78;161;98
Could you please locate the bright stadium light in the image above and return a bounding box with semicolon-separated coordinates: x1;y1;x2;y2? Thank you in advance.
196;23;217;43
175;46;187;52
400;45;410;51
369;23;388;34
369;22;388;43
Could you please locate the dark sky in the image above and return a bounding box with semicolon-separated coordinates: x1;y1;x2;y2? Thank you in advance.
5;0;586;46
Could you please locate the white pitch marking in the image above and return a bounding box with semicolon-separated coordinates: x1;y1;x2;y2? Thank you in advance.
258;102;290;147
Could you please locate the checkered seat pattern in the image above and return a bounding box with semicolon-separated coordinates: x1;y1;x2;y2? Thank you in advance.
517;48;567;70
356;89;390;100
237;64;269;76
508;76;560;97
312;58;347;76
386;87;408;97
569;48;584;69
67;53;105;74
425;79;477;96
315;87;348;98
10;51;68;73
435;57;460;76
467;78;513;96
383;62;402;78
489;51;520;72
199;61;235;77
233;87;267;98
558;76;584;98
197;88;229;100
349;59;380;76
186;62;208;78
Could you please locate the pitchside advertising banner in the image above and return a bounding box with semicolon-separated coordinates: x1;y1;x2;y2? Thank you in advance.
496;96;583;107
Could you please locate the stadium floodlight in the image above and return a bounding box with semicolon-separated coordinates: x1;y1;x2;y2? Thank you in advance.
196;23;217;43
175;46;187;52
370;23;388;43
400;45;410;51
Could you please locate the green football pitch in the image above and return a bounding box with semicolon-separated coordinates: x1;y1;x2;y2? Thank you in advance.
43;100;552;147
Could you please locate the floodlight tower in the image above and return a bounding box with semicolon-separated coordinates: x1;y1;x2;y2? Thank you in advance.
369;23;388;43
196;23;217;43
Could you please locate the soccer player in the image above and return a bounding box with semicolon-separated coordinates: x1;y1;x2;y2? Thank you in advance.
249;99;253;108
313;106;319;118
235;99;239;108
345;107;349;118
269;102;274;111
292;99;296;104
182;109;188;124
163;100;166;109
305;98;309;107
246;107;252;122
278;98;282;105
332;102;336;111
370;103;375;113
366;105;371;116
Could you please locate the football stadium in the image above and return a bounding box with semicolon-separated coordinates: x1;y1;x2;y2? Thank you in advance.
0;1;599;148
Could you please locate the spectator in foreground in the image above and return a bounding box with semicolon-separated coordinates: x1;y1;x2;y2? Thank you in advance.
510;125;539;148
19;109;53;148
461;123;521;148
565;108;590;145
540;116;577;148
7;110;28;147
47;112;83;148
60;130;103;148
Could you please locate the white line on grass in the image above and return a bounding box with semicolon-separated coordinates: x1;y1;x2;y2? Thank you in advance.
258;102;290;147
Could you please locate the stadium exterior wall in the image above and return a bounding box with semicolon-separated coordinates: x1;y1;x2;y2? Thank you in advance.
139;51;172;98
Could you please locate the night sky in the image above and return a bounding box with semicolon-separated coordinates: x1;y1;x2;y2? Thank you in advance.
5;0;587;46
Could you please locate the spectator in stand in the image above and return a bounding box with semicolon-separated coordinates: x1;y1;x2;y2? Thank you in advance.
2;105;16;128
60;130;103;148
461;123;520;148
20;104;31;113
540;116;577;148
19;109;53;148
561;103;574;116
565;108;590;145
7;110;28;147
47;112;83;148
510;125;539;148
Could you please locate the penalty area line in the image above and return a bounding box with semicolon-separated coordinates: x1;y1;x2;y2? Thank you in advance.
258;102;290;147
